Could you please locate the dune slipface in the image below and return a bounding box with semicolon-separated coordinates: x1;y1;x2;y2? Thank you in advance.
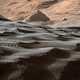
0;19;80;80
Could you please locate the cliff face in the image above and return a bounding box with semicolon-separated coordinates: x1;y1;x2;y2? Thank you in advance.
0;0;80;22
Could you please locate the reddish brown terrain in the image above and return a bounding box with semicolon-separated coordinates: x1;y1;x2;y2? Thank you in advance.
0;0;80;22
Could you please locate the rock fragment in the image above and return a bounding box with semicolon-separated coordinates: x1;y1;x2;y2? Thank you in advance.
28;10;50;22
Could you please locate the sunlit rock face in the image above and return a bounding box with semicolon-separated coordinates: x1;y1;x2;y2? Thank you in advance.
1;0;80;22
0;0;80;22
41;0;80;22
1;0;40;20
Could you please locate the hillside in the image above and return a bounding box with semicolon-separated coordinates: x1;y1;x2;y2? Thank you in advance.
0;0;79;23
0;0;80;27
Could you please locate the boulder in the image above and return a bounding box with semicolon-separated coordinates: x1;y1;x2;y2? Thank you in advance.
28;10;50;22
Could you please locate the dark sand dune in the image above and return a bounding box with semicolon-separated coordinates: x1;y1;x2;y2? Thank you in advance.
0;20;80;80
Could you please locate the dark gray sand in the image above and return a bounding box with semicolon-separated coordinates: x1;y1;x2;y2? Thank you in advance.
0;19;80;80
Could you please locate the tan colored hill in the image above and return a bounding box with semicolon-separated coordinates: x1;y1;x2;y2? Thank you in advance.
1;0;40;20
0;0;80;24
41;0;80;22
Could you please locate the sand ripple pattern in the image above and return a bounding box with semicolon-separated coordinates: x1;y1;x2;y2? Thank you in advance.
0;21;80;80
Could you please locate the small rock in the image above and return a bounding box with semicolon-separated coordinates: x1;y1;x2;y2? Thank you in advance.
28;10;50;22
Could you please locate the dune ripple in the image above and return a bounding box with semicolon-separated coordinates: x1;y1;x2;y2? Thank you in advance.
0;20;80;80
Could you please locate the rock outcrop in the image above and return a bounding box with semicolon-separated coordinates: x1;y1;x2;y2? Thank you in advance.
0;0;80;80
0;0;80;23
28;10;50;22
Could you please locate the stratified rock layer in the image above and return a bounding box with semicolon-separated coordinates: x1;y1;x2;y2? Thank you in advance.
0;20;80;80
